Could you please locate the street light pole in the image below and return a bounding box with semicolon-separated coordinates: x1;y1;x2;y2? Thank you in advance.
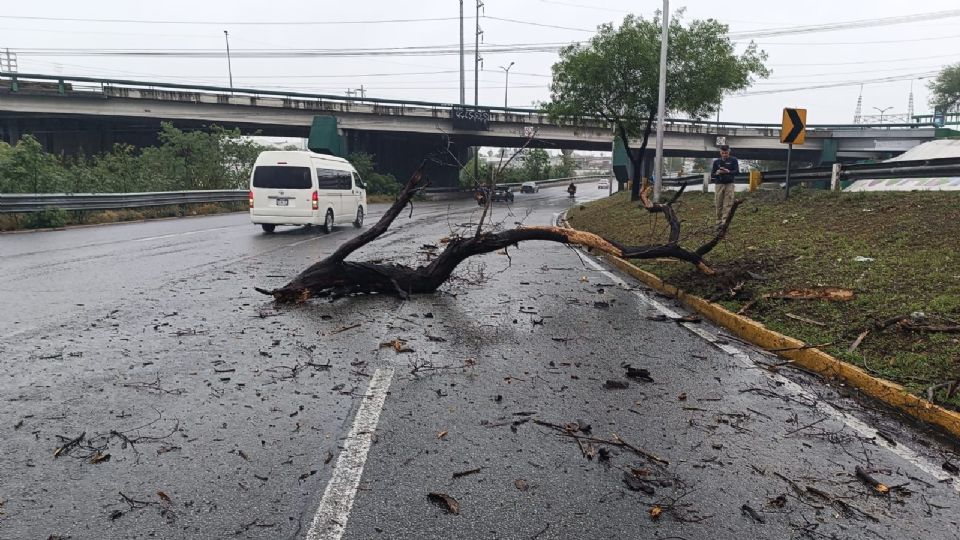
500;61;514;108
223;30;234;90
459;0;465;105
873;106;893;124
653;0;669;203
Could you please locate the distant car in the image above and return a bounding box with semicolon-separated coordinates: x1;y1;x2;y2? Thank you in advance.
598;181;610;189
491;187;515;202
520;182;540;193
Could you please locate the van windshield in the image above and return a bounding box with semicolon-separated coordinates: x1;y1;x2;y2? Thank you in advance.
252;166;312;189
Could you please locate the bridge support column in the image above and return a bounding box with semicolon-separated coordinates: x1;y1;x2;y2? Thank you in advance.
344;130;468;189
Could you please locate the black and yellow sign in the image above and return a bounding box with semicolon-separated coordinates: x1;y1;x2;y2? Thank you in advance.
780;108;806;145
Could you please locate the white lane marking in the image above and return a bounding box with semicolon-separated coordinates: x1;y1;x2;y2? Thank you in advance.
133;226;231;242
579;253;960;493
306;367;396;540
290;231;341;247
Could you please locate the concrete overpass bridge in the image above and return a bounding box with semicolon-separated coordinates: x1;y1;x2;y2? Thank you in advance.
0;73;946;186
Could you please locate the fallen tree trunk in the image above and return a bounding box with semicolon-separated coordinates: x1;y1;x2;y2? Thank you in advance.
257;165;739;302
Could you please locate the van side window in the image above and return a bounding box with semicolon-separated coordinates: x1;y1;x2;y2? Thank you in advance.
316;169;352;190
353;173;366;190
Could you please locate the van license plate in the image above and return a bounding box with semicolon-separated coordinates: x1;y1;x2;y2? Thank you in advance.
276;198;289;207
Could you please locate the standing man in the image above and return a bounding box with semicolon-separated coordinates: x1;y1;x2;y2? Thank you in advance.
711;145;739;228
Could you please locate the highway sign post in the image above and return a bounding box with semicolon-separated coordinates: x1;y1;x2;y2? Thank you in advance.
780;107;806;199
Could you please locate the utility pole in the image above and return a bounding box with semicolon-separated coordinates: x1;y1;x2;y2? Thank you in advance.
473;0;484;185
653;0;669;203
474;0;483;107
459;0;465;105
223;30;234;90
500;61;514;108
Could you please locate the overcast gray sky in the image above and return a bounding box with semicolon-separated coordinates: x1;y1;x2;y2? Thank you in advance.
2;0;958;124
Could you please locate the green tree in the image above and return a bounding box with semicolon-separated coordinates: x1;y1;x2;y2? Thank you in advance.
546;12;768;200
549;152;576;178
459;155;492;189
929;63;960;113
347;152;399;195
522;148;550;181
0;135;65;193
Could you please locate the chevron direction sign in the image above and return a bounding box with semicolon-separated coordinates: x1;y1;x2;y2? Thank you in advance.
780;108;807;145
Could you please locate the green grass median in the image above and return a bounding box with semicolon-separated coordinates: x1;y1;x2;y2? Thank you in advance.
568;188;960;410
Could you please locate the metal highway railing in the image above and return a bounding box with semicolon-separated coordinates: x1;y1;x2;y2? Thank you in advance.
0;190;247;213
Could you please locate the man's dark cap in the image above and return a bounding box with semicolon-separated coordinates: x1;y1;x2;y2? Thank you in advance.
719;145;730;151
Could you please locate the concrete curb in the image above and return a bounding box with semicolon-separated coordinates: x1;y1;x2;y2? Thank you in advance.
598;253;960;439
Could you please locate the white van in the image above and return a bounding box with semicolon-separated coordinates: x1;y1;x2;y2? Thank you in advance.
249;150;367;234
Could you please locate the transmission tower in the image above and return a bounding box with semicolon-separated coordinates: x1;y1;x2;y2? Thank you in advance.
1;49;17;73
853;84;863;123
907;79;915;120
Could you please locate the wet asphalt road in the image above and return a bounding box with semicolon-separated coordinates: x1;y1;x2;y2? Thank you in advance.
2;184;960;540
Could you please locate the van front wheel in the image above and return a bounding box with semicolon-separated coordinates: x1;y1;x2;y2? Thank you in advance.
261;224;276;234
353;207;364;228
322;210;334;234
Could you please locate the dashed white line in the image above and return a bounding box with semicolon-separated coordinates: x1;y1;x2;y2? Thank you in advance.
579;253;960;493
306;366;396;540
133;226;231;242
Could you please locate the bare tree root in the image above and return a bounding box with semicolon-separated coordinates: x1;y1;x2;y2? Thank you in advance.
256;166;737;303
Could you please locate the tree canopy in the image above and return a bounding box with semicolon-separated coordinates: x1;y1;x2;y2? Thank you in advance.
545;12;768;199
928;63;960;113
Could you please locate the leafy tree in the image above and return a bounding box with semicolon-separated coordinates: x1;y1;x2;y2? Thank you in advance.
546;12;768;200
458;155;492;189
347;152;399;195
0;135;65;193
929;63;960;113
522;148;550;181
549;152;576;178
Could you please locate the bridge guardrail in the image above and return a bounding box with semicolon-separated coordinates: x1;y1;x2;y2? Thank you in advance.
0;72;939;131
0;190;248;213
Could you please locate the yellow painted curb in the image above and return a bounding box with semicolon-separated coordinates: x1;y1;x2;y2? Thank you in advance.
601;253;960;439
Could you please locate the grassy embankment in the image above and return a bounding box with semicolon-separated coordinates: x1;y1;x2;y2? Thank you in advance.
568;189;960;409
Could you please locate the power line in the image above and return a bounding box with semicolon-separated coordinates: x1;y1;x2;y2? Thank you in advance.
753;33;960;46
0;14;465;25
730;9;960;38
482;16;594;32
736;70;938;96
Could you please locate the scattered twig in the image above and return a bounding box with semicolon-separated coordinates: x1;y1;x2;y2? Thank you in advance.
848;330;870;353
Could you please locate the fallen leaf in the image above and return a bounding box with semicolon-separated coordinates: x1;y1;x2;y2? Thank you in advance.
157;491;171;504
379;339;415;353
427;492;460;514
514;479;529;492
677;392;688;401
89;452;111;464
649;506;662;520
437;430;448;440
769;494;787;508
237;450;250;461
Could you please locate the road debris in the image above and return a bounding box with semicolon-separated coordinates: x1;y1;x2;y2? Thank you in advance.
740;503;765;523
514;479;529;491
379;339;414;353
855;466;890;494
427;492;460;514
452;468;481;479
624;365;654;383
603;380;629;390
